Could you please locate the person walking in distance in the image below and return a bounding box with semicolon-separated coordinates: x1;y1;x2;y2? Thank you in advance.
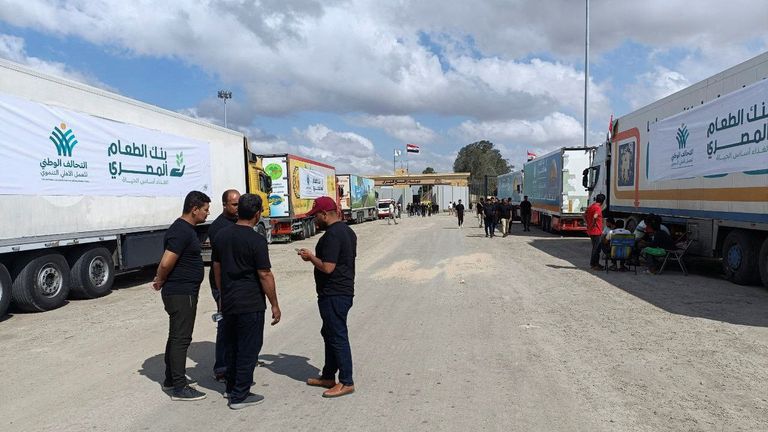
584;193;606;270
212;194;281;410
499;198;512;237
153;191;211;401
297;197;357;398
484;197;498;238
387;201;398;225
476;198;485;228
519;196;532;232
207;189;240;383
455;199;465;228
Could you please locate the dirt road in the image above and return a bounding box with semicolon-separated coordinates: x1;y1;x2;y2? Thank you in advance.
1;214;767;431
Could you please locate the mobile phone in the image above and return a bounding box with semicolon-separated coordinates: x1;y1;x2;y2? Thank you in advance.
294;248;302;253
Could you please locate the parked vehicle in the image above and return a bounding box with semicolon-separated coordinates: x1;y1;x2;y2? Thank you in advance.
497;169;524;219
337;174;377;224
377;198;395;218
524;147;592;232
259;154;339;242
0;58;270;318
583;51;768;286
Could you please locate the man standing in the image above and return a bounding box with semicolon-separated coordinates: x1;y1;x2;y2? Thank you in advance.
387;201;398;225
484;197;499;238
519;196;532;232
584;193;606;270
212;194;281;410
207;189;240;382
153;191;210;401
298;197;357;398
499;198;512;237
455;199;465;228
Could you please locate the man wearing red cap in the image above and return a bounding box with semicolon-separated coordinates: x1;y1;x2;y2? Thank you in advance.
297;196;357;398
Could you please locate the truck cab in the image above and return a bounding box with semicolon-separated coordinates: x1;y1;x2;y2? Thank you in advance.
245;148;273;242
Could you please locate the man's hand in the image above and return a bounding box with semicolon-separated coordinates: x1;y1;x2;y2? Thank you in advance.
270;304;282;326
298;248;313;262
152;276;164;291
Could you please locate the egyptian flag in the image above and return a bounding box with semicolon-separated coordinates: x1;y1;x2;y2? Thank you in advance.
406;143;420;154
527;151;536;161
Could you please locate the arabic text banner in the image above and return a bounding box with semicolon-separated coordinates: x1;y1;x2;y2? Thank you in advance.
0;92;211;196
648;78;768;181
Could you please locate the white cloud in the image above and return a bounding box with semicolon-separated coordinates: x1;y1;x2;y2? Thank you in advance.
0;33;114;90
626;66;691;110
349;114;437;143
295;124;391;174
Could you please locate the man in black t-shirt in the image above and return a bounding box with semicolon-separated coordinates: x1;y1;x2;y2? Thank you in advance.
500;198;512;237
298;196;357;398
153;190;210;401
207;189;240;382
484;197;499;238
520;195;532;232
212;194;281;410
455;199;465;228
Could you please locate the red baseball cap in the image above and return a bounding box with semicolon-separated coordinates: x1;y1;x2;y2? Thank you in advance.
306;196;338;216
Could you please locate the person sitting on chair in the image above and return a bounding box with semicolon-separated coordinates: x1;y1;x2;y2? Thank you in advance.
641;216;675;274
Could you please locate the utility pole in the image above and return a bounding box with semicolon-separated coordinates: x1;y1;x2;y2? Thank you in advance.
584;0;590;147
217;90;232;128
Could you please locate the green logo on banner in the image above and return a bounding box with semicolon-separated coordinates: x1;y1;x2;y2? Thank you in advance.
50;122;78;157
676;124;689;150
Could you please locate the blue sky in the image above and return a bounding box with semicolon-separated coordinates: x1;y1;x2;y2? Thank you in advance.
0;1;765;174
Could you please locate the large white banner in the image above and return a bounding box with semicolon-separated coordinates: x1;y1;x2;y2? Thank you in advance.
0;92;211;196
648;78;768;181
298;167;327;199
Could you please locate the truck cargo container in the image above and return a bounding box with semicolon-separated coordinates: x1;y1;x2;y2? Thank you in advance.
583;51;768;286
337;174;377;224
497;170;524;219
260;154;338;241
524;148;592;232
0;59;271;318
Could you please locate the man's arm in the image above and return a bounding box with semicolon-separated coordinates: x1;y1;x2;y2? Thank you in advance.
212;261;222;305
153;250;179;290
298;249;336;274
258;269;281;325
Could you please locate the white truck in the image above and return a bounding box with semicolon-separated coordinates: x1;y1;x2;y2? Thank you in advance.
0;59;258;318
583;51;768;286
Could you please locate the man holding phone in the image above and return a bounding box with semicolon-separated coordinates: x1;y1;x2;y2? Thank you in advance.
212;193;281;410
298;196;357;398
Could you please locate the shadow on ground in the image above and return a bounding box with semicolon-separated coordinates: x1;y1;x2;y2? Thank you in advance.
528;235;768;327
259;353;320;383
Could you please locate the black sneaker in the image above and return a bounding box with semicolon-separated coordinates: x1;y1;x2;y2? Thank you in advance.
170;386;206;401
228;393;265;410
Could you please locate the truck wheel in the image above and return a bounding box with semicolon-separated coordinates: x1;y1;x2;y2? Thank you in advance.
0;263;11;319
11;253;71;312
757;238;768;288
70;247;115;299
722;230;761;285
309;220;317;236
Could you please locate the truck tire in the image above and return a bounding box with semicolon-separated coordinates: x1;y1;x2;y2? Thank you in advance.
722;230;761;285
11;253;71;312
0;263;11;319
758;238;768;288
309;220;317;237
69;247;115;299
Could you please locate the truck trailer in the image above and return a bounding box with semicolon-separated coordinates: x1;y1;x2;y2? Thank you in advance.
0;59;271;318
497;169;524;219
260;154;338;241
337;174;377;224
583;51;768;286
524;147;592;232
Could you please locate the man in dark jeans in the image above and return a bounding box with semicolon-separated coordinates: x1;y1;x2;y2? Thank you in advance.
455;199;465;228
207;189;240;382
484;197;499;238
213;194;281;410
153;190;210;401
584;193;606;270
519;196;532;232
298;196;357;398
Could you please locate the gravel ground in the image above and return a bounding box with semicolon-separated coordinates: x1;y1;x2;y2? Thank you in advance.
1;213;767;431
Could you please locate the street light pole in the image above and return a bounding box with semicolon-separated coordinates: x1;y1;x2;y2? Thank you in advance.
584;0;590;147
217;90;232;128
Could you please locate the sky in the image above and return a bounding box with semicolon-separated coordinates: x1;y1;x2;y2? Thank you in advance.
0;0;766;174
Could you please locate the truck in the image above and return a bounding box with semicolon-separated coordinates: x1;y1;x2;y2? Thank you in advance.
0;58;272;318
259;154;338;242
524;147;592;232
583;51;768;286
337;174;377;224
497;169;524;219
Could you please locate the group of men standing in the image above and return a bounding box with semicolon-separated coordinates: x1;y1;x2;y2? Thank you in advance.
407;202;438;217
153;190;357;409
472;196;532;237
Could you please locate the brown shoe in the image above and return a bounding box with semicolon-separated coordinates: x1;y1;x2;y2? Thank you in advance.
306;377;336;389
322;383;355;398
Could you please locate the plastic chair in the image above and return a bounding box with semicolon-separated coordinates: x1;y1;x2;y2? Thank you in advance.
604;233;637;274
657;235;695;276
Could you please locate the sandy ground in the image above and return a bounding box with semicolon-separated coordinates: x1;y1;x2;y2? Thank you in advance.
1;214;767;432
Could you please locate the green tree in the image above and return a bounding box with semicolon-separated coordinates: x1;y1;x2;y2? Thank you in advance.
422;166;436;174
453;140;511;198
